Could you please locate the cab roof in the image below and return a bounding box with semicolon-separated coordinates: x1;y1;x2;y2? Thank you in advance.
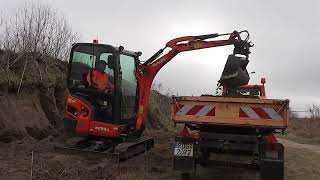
71;43;141;57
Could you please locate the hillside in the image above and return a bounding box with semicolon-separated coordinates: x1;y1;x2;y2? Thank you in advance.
0;50;68;142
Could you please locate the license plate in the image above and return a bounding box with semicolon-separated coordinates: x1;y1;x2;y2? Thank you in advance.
174;142;193;157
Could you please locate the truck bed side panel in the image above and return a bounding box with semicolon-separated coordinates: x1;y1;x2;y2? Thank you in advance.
171;96;289;129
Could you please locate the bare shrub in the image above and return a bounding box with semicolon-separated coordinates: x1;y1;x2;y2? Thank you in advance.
307;104;320;119
0;11;3;47
1;2;78;61
289;108;298;119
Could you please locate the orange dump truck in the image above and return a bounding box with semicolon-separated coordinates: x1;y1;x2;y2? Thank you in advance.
171;81;289;180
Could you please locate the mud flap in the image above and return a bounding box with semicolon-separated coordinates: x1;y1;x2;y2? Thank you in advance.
174;156;195;173
259;142;284;180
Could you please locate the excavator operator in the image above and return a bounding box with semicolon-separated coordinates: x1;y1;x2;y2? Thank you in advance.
86;60;113;121
86;60;113;92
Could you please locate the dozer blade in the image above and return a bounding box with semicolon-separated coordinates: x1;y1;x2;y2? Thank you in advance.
115;137;154;160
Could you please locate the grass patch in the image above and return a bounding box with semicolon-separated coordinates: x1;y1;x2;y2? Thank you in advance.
278;118;320;145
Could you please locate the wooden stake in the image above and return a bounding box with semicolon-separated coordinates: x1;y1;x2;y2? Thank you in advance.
30;151;34;180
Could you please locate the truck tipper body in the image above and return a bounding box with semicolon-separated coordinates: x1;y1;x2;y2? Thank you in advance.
172;96;289;128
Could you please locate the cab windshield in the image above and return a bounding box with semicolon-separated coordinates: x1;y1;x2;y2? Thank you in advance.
68;46;114;88
68;44;138;123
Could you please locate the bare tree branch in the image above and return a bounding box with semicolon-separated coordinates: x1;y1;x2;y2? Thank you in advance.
307;104;320;119
2;2;78;61
17;56;28;95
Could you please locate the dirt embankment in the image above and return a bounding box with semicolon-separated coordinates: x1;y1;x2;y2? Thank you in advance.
0;90;50;142
0;50;68;142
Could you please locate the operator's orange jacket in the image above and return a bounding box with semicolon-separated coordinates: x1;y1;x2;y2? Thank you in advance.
86;69;112;89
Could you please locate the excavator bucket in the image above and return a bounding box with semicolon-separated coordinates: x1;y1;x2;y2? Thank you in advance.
219;54;250;88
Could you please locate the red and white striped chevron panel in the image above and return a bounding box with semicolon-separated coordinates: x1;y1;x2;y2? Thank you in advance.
175;104;215;116
239;106;283;120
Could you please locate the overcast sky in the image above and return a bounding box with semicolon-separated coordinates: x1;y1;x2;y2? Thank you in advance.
1;0;320;114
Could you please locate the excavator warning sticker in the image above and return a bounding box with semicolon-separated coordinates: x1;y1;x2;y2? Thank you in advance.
139;106;144;114
175;104;215;116
239;107;283;120
193;42;203;49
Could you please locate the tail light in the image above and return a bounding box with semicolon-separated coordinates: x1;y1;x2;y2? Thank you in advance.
176;127;199;139
262;134;277;143
177;127;191;138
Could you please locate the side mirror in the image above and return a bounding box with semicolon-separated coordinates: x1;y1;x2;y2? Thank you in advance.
107;55;116;69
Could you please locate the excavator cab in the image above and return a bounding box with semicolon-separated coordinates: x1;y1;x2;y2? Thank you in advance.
65;43;141;137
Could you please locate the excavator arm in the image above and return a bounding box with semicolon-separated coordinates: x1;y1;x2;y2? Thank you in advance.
135;30;252;130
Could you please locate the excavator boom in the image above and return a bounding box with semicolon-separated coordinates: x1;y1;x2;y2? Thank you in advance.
135;30;253;130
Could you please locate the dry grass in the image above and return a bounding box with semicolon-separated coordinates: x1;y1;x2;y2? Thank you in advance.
278;118;320;145
147;90;175;132
0;50;67;92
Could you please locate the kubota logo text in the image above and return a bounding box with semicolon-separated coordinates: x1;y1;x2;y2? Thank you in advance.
95;126;107;131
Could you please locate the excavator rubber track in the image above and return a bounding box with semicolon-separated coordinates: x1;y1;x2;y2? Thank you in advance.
54;144;120;160
54;137;154;161
115;137;154;160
